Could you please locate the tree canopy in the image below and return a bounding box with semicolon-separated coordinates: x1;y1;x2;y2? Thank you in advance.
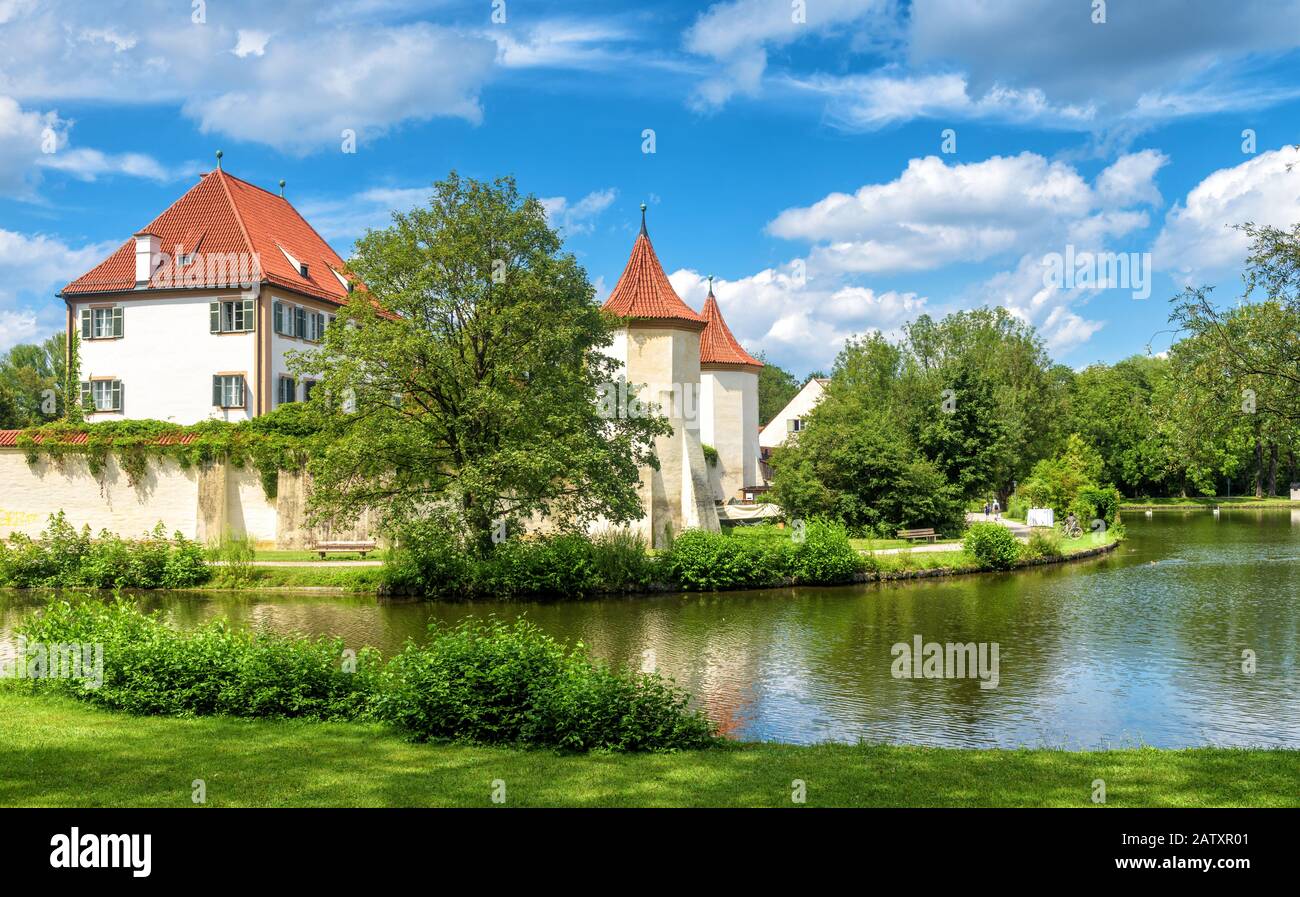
293;172;669;555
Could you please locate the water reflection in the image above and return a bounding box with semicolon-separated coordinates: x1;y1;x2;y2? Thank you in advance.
3;512;1298;748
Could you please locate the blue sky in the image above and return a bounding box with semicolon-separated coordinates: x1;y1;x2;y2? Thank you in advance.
4;0;1300;376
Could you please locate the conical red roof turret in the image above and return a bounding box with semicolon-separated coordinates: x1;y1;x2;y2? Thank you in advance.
602;205;706;330
699;277;762;370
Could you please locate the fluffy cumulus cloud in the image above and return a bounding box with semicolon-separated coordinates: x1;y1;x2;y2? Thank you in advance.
667;264;927;373
0;228;119;350
749;149;1172;360
1153;145;1300;284
769;151;1166;275
0;2;499;153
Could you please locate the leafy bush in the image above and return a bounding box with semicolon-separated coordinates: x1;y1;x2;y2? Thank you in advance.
209;532;256;587
20;601;716;752
1023;528;1063;560
373;618;717;751
660;529;786;591
787;519;861;584
381;523;655;599
17;598;379;720
0;513;210;589
962;522;1023;570
1074;484;1121;527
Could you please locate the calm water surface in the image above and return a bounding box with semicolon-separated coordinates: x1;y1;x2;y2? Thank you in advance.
3;511;1298;748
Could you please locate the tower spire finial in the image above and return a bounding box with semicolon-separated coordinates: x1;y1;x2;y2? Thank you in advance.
215;149;223;171
707;274;714;297
639;202;647;236
279;179;286;198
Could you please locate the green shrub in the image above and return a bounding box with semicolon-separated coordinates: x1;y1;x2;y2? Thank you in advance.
0;513;210;589
660;529;787;591
788;519;861;584
373;618;717;751
17;598;379;720
963;522;1023;570
1024;528;1063;560
209;532;256;587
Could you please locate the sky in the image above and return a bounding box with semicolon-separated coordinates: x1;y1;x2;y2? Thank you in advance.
3;0;1300;376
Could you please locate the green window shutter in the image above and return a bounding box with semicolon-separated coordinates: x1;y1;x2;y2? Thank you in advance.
243;297;255;331
212;376;221;406
111;380;122;412
273;301;283;334
236;376;246;407
210;302;221;333
112;306;123;337
80;309;91;338
79;381;91;409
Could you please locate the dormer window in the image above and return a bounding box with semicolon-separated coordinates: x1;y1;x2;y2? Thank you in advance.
277;243;310;280
299;262;309;278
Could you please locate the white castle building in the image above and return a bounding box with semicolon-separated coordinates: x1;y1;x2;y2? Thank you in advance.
58;158;359;424
48;174;765;547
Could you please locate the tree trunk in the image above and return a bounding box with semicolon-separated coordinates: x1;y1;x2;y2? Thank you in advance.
1254;436;1264;498
1267;442;1279;497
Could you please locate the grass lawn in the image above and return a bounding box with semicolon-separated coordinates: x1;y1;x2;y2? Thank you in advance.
1121;496;1300;509
2;692;1294;807
206;566;384;591
241;549;389;562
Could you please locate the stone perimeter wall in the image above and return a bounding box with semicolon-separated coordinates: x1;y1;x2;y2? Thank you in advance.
0;448;374;549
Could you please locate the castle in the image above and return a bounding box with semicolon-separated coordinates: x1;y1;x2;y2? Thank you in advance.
0;177;765;549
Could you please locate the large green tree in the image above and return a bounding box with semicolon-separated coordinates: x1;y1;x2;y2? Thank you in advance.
294;173;669;555
754;351;800;426
0;332;70;428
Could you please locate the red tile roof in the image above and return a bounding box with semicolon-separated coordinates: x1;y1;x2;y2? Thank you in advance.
61;169;356;306
602;219;706;329
699;289;762;369
0;430;198;447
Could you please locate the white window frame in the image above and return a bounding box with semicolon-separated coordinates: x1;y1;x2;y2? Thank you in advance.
212;374;246;409
80;306;123;340
277;375;296;406
210;298;255;334
80;379;123;412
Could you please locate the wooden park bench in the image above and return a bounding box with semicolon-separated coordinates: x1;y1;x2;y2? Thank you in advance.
898;527;938;543
311;539;377;559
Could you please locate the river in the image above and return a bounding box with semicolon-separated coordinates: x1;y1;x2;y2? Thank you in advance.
3;510;1298;748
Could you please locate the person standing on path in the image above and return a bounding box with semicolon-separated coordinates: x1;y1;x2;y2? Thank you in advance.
992;498;1001;519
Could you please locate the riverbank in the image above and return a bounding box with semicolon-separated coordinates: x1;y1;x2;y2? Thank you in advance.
1121;496;1300;510
2;692;1294;807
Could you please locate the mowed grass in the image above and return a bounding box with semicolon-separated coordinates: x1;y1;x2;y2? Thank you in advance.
2;692;1294;808
206;566;384;591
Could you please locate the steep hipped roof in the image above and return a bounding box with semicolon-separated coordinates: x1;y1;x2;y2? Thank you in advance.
61;168;355;306
699;285;762;370
602;209;706;329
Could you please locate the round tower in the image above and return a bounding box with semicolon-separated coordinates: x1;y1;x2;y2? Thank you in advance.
698;275;762;503
601;206;721;547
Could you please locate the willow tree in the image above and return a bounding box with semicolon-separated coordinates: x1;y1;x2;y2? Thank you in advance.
294;173;668;555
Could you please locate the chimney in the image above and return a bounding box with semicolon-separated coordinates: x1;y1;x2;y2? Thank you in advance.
134;231;161;287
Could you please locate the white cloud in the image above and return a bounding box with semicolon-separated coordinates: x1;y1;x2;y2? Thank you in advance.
492;20;630;69
1153;145;1300;283
667;264;926;373
0;229;120;350
909;0;1300;117
185;24;496;152
683;0;894;111
232;30;271;58
768;151;1168;276
0;309;40;351
796;71;1096;131
539;189;617;236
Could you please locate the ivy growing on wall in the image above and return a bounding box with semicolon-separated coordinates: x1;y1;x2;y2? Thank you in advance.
17;405;319;499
